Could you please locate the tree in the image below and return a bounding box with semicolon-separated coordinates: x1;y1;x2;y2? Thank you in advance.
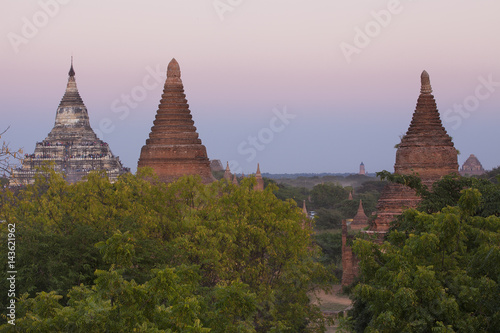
314;232;343;282
0;127;22;177
314;208;344;230
356;180;387;195
272;181;310;208
0;170;334;331
310;183;349;210
481;166;500;184
347;189;500;332
378;171;500;217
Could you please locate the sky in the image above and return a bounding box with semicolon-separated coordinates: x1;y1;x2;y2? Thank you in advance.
1;0;500;174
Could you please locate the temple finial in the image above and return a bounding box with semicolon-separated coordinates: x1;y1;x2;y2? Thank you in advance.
223;161;232;181
254;163;264;191
420;70;432;94
167;58;181;78
68;56;75;77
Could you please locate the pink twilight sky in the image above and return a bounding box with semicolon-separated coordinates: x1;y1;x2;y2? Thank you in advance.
1;0;500;174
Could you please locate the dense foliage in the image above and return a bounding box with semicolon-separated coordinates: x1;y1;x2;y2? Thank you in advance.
311;183;379;230
273;181;382;230
0;169;334;332
313;232;343;282
481;166;500;184
378;172;500;217
348;184;500;332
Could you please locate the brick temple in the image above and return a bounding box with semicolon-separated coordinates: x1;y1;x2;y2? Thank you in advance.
341;71;459;286
11;60;128;185
138;59;215;184
460;154;485;176
372;70;458;232
351;200;368;230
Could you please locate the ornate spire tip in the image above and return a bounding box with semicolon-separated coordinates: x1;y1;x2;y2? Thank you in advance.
420;70;432;94
167;58;181;78
68;56;75;77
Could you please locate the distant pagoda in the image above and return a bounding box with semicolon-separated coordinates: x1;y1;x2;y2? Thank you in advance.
223;161;232;181
359;162;365;175
460;154;485;176
137;58;215;184
11;59;128;185
254;163;264;191
372;71;459;232
210;159;224;173
351;200;368;230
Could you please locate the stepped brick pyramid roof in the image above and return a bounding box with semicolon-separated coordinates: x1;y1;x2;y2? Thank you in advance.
460;154;485;176
394;71;458;185
210;159;224;172
11;59;128;185
350;200;369;230
372;71;458;232
138;59;215;184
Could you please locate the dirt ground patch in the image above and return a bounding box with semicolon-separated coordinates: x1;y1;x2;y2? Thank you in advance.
313;285;352;307
311;285;352;332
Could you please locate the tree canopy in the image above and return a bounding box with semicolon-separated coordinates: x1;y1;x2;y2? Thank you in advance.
348;188;500;332
0;169;334;332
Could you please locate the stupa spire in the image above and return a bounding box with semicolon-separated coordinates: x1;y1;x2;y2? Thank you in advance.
395;70;457;182
254;163;264;191
46;58;97;141
420;70;432;94
356;200;366;216
167;58;181;79
224;161;232;181
68;56;75;77
373;71;458;232
138;58;215;183
351;199;369;230
58;58;85;108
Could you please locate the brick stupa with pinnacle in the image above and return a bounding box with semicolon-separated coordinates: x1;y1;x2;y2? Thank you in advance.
254;163;264;191
223;162;232;181
138;58;215;184
351;200;369;230
372;70;458;232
